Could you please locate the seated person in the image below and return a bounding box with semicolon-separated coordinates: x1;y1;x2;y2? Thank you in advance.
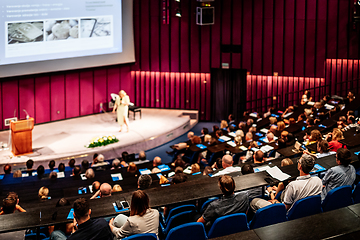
252;150;266;166
138;174;152;190
325;128;346;152
111;159;121;170
90;183;112;199
49;160;56;171
127;162;138;176
109;190;159;239
138;151;147;161
151;157;162;173
36;165;45;178
251;153;322;212
337;116;347;129
281;106;294;118
92;154;109;168
220;120;228;131
92;181;101;192
3;164;11;174
85;168;95;179
264;131;276;143
203;166;214;176
112;184;123;193
24;159;34;174
267;158;294;201
277;131;295;148
212;155;241;177
0;192;26;215
321;148;356;200
240;141;259;162
191;163;200;174
81;160;89;173
72;166;81;178
304;129;322;145
316;140;335;158
13;170;22;178
68;158;76;169
67;198;113;240
167;132;194;154
245;132;253;142
343;115;358;132
58;163;65;172
197;175;249;230
241;164;262;199
39;187;50;200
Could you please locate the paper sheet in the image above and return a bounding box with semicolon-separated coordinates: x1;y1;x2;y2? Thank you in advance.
227;141;236;147
219;136;231;142
266;166;291;181
254;165;272;173
228;132;236;137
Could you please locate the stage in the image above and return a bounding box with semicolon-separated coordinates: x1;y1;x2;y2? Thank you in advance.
0;108;198;173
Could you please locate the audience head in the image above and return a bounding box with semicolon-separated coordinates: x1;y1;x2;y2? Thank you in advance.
221;155;233;169
213;125;219;132
73;166;81;176
138;151;146;161
48;160;55;170
202;128;209;135
56;198;70;207
38;186;49;200
153;156;162;167
121;151;129;162
37;165;45;177
151;167;161;173
1;196;17;214
317;140;330;153
238;122;246;130
336;148;352;167
306;117;314;126
192;136;202;144
68;158;76;168
187;131;194;140
228;114;234;121
204;134;212;143
85;168;95;179
245;132;253;141
297;113;306;122
348;115;356;124
203;166;214;176
58;163;65;172
246;118;254;126
214;158;222;169
277;121;286;132
241;164;254;175
281;131;289;140
289;118;296;125
112;159;121;169
127;162;137;174
112;184;122;192
298;154;316;174
4;164;11;174
81;160;89;170
191;163;200;174
130;190;149;217
49;171;57;179
216;130;223;138
99;183;112;197
254;150;264;163
248;126;256;134
332;128;344;141
174;166;183;174
13;170;21;178
97;154;104;163
269;117;277;125
92;181;100;191
220;120;228;129
138;174;152;190
266;131;275;142
172;173;187;184
174;157;186;169
218;175;235;196
249;141;259;148
73;198;90;221
26;159;34;170
310;130;322;142
281;158;294;167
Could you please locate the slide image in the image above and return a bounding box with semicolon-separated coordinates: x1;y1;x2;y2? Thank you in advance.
45;20;79;41
80;17;111;38
8;22;44;44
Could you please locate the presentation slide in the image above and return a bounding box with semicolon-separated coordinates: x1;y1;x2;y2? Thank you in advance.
1;0;122;65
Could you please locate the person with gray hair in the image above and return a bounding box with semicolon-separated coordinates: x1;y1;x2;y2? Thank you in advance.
138;151;147;161
85;168;95;179
138;174;152;190
250;153;322;212
112;159;121;170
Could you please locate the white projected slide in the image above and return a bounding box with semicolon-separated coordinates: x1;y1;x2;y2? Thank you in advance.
1;0;122;66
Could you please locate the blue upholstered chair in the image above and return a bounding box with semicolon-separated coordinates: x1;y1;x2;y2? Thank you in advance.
207;213;249;239
125;233;157;240
352;182;360;204
160;204;196;226
287;195;322;220
160;210;195;237
249;203;287;229
165;222;207;240
199;197;219;213
322;185;353;212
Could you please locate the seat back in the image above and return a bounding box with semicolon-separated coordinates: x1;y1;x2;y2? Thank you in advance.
165;222;207;240
249;203;287;229
322;185;353;212
165;210;195;235
287;195;322;220
125;233;157;240
200;197;219;213
207;213;249;239
166;204;196;224
352;182;360;204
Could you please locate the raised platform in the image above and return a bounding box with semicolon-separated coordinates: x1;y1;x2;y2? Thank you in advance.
0;108;198;173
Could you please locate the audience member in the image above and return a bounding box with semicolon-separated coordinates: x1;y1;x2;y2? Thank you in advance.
326;128;345;152
343;116;358;131
109;190;159;239
81;160;89;173
241;141;259;163
0;192;26;215
56;198;71;207
211;157;223;170
241;164;262;199
25;159;34;173
58;163;65;172
151;157;162;173
173;157;187;169
138;151;147;161
112;184;123;193
212;155;241;177
281;158;293;167
245;132;253;142
220;120;228;130
69;158;76;168
138;174;152;190
72;166;81;178
172;172;188;184
228;114;235;125
203;166;214;176
49;171;58;179
39;186;50;200
49;160;56;171
4;164;11;174
265;131;275;143
215;129;223;138
197;175;249;230
234;130;244;145
92;181;101;192
174;166;184;174
13;170;22;178
253;150;265;166
321;148;356;200
92;154;109;168
67;198;113;240
251;153;322;212
121;151;130;162
305;129;322;145
37;165;45;178
127;162;138;175
316;140;334;158
111;159;121;170
90;183;112;199
85;168;95;179
191;163;200;174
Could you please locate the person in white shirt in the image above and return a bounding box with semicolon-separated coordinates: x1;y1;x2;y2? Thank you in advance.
212;155;241;177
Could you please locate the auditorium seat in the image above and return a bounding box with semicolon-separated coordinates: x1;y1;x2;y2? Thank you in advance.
207;213;249;239
199;197;219;213
322;185;353;212
160;210;195;238
160;204;196;226
164;222;207;240
287;195;322;220
352;182;360;204
249;203;287;229
125;233;157;240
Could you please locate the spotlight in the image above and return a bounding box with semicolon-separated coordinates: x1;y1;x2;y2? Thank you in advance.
175;0;180;2
175;9;182;17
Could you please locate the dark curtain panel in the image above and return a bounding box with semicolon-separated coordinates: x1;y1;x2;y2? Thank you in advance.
211;69;247;122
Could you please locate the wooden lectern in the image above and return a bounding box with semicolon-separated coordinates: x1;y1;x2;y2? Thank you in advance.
10;118;34;156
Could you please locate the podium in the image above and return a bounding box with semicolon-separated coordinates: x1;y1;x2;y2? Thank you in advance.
10;118;34;156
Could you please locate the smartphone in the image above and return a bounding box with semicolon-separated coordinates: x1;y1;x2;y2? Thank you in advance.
121;201;130;209
115;200;123;209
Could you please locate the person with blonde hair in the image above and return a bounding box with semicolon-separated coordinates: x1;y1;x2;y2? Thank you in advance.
112;184;123;193
13;170;22;178
326;128;345;152
234;130;244;145
191;163;200;174
39;187;50;200
277;121;286;132
112;90;130;132
220;120;228;129
269;117;277;125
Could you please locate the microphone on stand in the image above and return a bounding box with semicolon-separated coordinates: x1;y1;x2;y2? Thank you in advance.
23;109;30;120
